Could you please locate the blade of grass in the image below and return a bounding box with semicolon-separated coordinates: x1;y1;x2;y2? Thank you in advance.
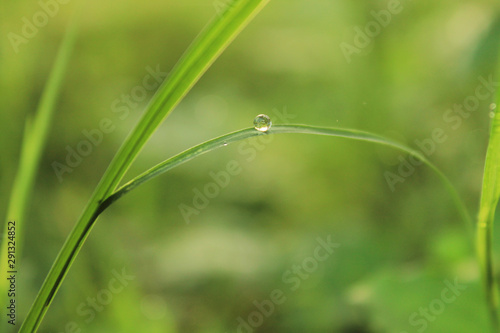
477;65;500;331
31;124;471;332
21;123;472;332
0;13;78;323
100;125;472;234
19;1;270;331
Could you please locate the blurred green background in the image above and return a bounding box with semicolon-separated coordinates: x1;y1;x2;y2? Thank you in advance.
2;0;500;332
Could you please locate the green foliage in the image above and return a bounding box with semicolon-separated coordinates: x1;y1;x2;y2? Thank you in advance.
476;55;500;330
19;1;270;331
2;1;499;333
0;15;78;331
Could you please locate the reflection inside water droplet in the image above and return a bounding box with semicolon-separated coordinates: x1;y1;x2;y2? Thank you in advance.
253;114;272;132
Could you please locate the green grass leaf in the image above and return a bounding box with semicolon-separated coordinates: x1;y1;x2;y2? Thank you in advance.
19;1;270;331
0;13;78;328
25;122;470;331
24;122;471;332
477;71;500;331
100;125;471;233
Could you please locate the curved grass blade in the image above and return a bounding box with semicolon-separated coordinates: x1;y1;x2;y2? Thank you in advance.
102;124;472;235
477;71;500;331
19;1;270;331
29;124;471;333
0;14;78;325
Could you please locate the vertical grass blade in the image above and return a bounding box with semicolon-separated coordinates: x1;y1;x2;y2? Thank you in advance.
0;15;78;325
19;1;270;331
477;60;500;332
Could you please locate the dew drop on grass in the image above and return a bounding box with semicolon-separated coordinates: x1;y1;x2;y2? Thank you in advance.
489;104;497;119
253;114;272;132
223;142;228;146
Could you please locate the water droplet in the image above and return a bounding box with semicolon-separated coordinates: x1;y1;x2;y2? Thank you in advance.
490;111;495;119
223;142;228;146
490;103;497;110
253;114;272;132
